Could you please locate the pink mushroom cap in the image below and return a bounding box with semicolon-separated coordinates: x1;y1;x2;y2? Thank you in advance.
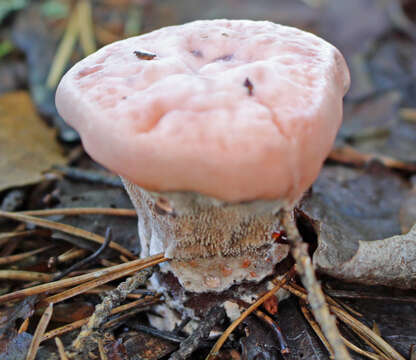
56;19;350;203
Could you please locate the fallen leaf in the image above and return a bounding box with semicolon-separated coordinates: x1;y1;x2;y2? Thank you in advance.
278;297;329;360
240;316;280;360
0;91;67;192
319;225;416;289
299;164;416;288
124;332;177;360
0;296;35;356
0;332;32;360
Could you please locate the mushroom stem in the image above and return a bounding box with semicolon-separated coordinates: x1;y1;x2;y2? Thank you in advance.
283;211;352;360
122;178;290;293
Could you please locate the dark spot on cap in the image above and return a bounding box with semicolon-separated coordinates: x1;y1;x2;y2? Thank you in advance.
244;77;254;96
215;54;233;62
134;51;157;60
191;50;203;58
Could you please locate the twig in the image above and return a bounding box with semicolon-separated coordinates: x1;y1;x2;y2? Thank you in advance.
21;208;136;217
282;211;352;360
0;210;136;259
55;337;69;360
46;2;81;88
26;303;54;360
205;269;294;360
71;268;154;355
53;227;113;281
42;296;160;342
171;305;225;360
0;253;166;304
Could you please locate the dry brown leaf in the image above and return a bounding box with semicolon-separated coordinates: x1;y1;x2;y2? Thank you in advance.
0;91;67;192
299;164;416;289
317;225;416;289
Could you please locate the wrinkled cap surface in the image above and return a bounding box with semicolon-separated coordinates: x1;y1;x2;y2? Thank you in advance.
56;19;350;203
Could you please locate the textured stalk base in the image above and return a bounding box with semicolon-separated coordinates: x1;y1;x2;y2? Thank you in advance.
122;178;290;293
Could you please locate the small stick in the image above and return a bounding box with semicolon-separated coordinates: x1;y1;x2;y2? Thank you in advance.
0;210;135;259
205;269;294;360
26;303;54;360
55;337;69;360
53;228;113;281
283;211;352;360
21;208;136;217
42;296;160;342
134;50;157;60
71;269;154;354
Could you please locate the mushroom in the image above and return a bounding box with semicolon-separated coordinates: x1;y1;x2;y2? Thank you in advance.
56;19;350;322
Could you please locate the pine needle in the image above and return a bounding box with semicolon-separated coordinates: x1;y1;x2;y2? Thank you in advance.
26;303;54;360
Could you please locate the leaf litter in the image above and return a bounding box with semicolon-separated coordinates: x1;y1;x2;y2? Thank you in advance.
0;91;67;192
